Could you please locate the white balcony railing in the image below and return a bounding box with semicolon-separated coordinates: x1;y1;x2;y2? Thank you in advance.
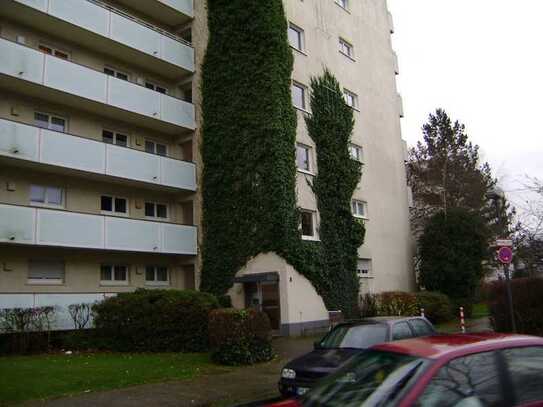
0;38;195;130
0;203;197;255
0;119;196;191
14;0;194;72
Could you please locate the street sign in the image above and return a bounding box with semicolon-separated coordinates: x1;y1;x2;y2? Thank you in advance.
496;239;513;247
498;246;513;264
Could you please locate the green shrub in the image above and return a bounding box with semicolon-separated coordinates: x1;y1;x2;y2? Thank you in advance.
376;292;419;317
488;277;543;335
415;291;453;324
209;308;274;365
92;289;219;352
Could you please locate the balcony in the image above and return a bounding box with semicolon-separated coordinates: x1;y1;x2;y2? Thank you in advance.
0;37;195;134
0;118;196;192
1;0;193;78
0;203;197;255
115;0;194;26
397;94;404;118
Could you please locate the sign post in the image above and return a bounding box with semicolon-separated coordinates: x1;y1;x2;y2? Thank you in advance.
496;239;516;333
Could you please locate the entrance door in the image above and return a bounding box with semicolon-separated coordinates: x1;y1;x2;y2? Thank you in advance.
260;282;280;331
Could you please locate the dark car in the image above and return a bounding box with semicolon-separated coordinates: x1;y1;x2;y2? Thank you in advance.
278;316;435;397
270;333;543;407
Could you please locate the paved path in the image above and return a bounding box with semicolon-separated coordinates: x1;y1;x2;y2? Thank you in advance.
22;337;316;407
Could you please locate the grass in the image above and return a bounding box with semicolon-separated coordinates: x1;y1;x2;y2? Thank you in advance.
0;352;225;405
435;303;491;333
472;302;490;318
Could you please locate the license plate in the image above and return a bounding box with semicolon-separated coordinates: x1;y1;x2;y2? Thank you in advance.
297;387;309;396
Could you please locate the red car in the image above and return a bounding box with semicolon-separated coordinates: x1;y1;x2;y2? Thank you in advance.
269;333;543;407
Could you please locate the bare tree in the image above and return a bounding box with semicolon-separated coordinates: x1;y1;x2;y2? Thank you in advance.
67;303;93;330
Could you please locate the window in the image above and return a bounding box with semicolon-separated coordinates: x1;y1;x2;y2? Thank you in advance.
291;82;306;110
503;346;543;405
34;112;66;132
408;319;434;337
101;195;127;214
288;23;304;52
28;260;65;285
392;321;413;340
351;200;368;218
416;351;503;407
357;258;372;278
30;185;63;207
145;140;167;156
38;43;69;60
145;81;168;94
102;130;128;147
336;0;349;10
145;266;169;286
145;202;168;219
343;89;358;109
104;67;129;81
339;38;354;59
300;210;316;238
349;144;363;162
100;265;128;285
296;144;312;172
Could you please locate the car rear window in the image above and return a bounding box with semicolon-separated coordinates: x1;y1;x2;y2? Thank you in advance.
409;319;434;336
319;324;388;349
503;346;543;405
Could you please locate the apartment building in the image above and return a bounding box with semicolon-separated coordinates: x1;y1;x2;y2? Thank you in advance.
0;0;414;333
0;0;199;327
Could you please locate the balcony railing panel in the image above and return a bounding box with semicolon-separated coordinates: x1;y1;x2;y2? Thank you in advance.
108;77;161;119
0;119;196;192
159;0;193;18
0;39;44;84
110;12;161;58
49;0;109;36
0;204;197;255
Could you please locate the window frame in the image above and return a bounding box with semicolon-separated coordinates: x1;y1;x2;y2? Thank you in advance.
300;209;317;240
288;22;305;53
29;184;65;208
144;265;170;286
391;321;414;341
34;111;67;133
38;42;70;60
339;37;355;59
144;81;168;95
349;143;364;162
357;258;372;278
144;201;169;220
27;259;65;285
104;66;130;81
100;195;129;216
351;199;368;219
145;139;168;157
291;81;307;111
343;88;359;109
296;143;313;173
102;129;129;147
335;0;349;10
100;264;129;286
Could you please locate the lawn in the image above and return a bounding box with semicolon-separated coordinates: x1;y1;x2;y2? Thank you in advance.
0;352;224;404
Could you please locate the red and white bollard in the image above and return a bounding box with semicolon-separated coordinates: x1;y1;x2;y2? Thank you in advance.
420;308;425;318
460;306;466;333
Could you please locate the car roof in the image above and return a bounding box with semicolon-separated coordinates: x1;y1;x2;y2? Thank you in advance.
341;316;428;326
372;332;543;359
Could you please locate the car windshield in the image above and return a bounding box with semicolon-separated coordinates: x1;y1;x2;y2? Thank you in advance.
319;324;388;349
300;350;430;407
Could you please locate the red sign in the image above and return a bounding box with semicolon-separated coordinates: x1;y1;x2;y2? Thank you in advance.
498;246;513;264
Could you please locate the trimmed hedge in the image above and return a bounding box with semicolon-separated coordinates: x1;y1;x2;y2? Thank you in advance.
377;292;419;317
92;289;219;352
488;277;543;335
209;308;274;365
415;291;453;324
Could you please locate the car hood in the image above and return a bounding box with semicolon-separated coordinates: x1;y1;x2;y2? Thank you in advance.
285;348;363;372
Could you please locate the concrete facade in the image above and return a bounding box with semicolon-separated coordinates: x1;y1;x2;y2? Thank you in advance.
0;0;414;334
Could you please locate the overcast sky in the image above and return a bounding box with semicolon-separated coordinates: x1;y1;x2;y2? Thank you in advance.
388;0;543;210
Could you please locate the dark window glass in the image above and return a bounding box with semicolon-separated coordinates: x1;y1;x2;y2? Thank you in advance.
116;72;128;81
156;144;167;156
392;321;413;340
503;346;543;405
100;265;112;281
145;82;154;90
145;266;155;281
156;204;167;218
296;145;310;171
102;130;114;144
301;211;314;236
145;141;155;154
415;351;502;407
145;202;155;217
409;319;434;337
50;116;66;132
319;324;388;349
34;112;49;128
104;67;114;76
101;196;113;211
116;134;128;147
54;50;69;60
157;267;168;281
156;87;167;94
39;45;53;54
114;198;127;213
114;265;127;281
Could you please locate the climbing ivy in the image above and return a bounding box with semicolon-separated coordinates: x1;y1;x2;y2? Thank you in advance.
305;70;365;316
200;0;364;317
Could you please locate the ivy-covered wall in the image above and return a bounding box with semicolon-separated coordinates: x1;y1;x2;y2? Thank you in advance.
200;0;364;317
